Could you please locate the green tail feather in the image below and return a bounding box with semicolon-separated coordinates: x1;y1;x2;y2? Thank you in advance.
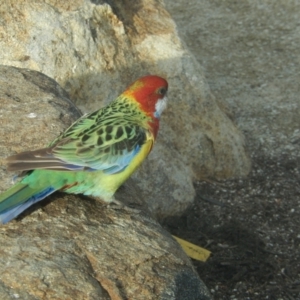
0;183;31;212
0;181;56;224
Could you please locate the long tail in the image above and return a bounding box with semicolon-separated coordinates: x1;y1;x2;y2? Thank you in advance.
0;183;56;224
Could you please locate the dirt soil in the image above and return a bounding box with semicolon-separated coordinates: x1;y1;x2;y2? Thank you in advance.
163;0;300;299
164;153;300;299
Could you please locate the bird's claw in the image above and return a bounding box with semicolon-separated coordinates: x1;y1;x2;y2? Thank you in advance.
108;199;141;214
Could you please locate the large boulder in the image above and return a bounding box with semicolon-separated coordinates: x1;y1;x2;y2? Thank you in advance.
0;0;250;217
0;66;211;300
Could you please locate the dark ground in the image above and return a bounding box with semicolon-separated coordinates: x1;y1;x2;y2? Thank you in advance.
164;151;300;299
162;1;300;298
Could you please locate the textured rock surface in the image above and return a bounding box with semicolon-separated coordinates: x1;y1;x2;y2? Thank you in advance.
0;66;211;299
163;1;300;299
164;0;300;160
0;0;251;217
0;194;211;300
0;65;82;193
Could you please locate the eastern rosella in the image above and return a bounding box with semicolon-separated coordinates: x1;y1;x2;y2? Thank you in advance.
0;75;168;224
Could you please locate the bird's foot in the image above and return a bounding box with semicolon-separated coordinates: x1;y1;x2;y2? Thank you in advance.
108;199;141;214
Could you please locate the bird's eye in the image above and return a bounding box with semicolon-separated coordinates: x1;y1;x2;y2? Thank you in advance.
157;87;167;96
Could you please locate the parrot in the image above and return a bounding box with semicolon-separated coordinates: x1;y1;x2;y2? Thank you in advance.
0;75;168;224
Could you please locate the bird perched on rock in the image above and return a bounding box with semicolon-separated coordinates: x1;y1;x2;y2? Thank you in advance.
0;75;168;224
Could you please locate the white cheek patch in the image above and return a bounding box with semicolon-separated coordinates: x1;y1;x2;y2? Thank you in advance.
154;96;168;118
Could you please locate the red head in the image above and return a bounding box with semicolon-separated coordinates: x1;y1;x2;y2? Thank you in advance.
123;75;168;119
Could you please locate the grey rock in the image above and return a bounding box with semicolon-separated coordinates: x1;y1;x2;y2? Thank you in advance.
164;0;300;160
0;193;211;299
0;66;211;299
0;0;250;217
0;65;81;193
